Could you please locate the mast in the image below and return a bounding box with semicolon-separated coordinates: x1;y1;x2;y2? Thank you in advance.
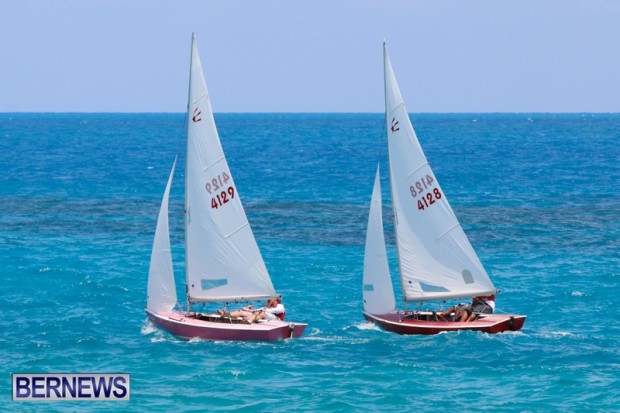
184;33;195;312
383;42;408;313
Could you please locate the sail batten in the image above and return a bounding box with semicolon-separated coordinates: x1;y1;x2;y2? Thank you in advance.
436;223;460;241
192;91;209;103
388;102;405;114
407;162;429;178
224;223;250;239
202;156;225;172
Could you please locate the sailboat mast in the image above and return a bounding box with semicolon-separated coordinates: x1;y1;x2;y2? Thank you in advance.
184;33;195;313
383;42;408;313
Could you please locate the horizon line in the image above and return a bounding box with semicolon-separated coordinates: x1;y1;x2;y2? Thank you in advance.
2;111;619;115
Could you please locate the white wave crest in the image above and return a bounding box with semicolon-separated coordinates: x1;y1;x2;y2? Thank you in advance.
354;321;381;331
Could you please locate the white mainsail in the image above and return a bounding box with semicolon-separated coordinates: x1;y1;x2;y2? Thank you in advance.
147;159;178;313
363;165;396;314
184;34;276;303
383;42;496;303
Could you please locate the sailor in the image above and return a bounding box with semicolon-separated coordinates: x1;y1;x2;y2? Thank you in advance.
258;297;286;321
441;295;495;322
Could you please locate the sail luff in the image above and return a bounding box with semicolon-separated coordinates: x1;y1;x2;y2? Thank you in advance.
184;34;195;310
383;42;410;310
147;158;178;313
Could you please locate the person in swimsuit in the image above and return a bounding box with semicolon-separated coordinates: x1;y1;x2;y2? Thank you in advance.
441;295;495;322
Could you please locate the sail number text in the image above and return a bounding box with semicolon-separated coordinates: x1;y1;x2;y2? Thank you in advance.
409;174;443;211
205;172;236;209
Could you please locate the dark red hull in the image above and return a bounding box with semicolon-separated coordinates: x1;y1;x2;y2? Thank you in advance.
363;311;526;335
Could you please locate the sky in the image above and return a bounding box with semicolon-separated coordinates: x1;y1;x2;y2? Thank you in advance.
1;1;619;113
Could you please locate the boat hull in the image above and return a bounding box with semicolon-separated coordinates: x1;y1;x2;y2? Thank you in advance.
363;311;526;335
146;310;307;341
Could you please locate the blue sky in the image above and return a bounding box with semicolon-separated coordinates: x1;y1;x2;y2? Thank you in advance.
2;1;619;112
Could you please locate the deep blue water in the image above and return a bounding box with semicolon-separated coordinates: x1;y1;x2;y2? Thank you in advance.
1;113;618;411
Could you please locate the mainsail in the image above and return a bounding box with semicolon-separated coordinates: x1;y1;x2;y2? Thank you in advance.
362;165;396;314
184;34;276;303
147;159;178;313
383;43;496;302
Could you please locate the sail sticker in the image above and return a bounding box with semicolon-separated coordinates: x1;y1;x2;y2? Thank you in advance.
205;172;236;209
409;175;435;197
409;175;443;211
416;189;443;211
390;117;400;133
205;172;231;194
210;187;235;209
363;284;375;292
461;270;474;284
192;107;202;123
200;278;228;290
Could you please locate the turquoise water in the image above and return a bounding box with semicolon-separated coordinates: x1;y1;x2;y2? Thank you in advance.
1;113;618;411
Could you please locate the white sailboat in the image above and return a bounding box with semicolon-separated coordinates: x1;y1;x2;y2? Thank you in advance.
146;34;306;341
362;43;526;334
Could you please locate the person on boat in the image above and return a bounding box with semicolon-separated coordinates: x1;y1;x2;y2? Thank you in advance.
224;297;285;323
254;297;286;322
441;295;495;322
223;305;255;321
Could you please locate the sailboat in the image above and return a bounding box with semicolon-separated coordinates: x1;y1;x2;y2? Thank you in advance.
362;43;526;335
146;34;307;341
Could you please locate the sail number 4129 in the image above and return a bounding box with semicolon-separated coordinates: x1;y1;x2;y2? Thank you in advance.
205;172;236;209
409;174;442;211
211;187;235;209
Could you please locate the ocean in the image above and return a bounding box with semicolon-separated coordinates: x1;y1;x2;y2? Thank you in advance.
1;113;618;411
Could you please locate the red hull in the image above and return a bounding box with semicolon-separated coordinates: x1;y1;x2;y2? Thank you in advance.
147;310;307;341
363;311;526;335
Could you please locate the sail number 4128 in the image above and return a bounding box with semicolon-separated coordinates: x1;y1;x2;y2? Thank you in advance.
205;172;236;209
409;174;442;211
